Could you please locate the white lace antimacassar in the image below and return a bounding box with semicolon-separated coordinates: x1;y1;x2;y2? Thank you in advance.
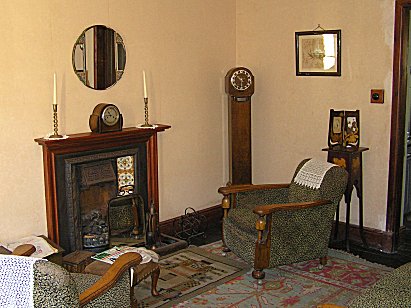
293;159;336;189
0;255;39;308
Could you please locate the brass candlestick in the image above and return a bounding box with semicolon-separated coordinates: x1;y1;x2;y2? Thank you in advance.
140;97;155;128
49;104;63;138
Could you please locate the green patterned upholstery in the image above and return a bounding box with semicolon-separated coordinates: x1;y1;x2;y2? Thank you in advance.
72;272;130;307
236;187;289;209
33;260;79;307
348;262;411;308
32;259;131;307
223;158;348;269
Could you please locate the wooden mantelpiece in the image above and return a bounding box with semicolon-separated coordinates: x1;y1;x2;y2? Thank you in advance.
35;125;170;247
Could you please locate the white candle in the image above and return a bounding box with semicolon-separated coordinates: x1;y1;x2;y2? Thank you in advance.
143;70;148;98
53;73;57;105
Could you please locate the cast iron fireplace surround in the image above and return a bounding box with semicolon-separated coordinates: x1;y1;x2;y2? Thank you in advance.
35;125;170;254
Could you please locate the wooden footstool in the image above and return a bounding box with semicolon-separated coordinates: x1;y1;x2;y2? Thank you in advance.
63;250;95;273
84;258;160;304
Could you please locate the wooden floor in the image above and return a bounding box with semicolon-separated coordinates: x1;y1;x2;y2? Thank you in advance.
195;218;411;268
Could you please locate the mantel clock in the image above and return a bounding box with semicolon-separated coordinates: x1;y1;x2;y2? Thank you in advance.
89;103;123;133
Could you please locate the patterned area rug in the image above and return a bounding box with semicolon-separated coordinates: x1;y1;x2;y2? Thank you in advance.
134;246;249;307
173;241;393;307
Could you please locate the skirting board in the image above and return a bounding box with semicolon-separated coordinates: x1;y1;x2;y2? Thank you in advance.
332;221;394;253
159;204;222;237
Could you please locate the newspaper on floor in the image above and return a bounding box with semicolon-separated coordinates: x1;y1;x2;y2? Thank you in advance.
91;246;159;264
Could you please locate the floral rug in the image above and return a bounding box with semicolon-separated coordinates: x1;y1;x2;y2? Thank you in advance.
174;241;393;307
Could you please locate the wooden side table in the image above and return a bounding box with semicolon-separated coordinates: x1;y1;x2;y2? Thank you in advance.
322;147;369;252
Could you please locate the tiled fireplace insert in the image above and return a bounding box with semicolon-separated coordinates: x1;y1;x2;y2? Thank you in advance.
35;125;170;254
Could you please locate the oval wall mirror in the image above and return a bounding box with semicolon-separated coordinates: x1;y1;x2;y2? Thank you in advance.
72;25;126;90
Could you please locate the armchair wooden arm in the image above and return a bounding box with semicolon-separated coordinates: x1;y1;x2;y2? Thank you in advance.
218;183;289;195
219;183;290;215
11;244;36;256
253;200;330;216
79;252;142;307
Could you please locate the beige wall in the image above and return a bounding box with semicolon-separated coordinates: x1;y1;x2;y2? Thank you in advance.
0;0;397;243
236;0;394;230
0;0;236;242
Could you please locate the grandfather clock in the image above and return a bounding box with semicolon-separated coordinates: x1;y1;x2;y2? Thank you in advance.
225;67;255;184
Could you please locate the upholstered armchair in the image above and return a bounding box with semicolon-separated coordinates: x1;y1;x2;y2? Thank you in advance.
0;244;142;307
219;158;348;280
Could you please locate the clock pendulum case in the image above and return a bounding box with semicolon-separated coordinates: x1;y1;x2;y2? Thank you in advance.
225;67;255;184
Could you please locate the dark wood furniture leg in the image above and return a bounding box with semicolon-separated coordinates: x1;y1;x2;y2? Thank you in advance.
334;203;340;240
323;147;369;252
151;266;160;296
354;166;368;248
344;186;353;252
221;193;232;255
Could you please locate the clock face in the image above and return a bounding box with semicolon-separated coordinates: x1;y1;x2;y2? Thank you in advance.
231;69;252;91
102;105;120;126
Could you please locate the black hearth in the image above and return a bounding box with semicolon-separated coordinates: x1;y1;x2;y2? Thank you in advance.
56;145;148;253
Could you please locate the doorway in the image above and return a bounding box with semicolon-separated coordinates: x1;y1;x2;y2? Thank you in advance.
404;18;411;228
388;0;411;251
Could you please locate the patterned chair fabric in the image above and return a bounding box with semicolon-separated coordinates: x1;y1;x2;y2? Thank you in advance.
348;262;411;308
33;260;79;307
72;271;130;307
32;259;131;307
223;158;348;270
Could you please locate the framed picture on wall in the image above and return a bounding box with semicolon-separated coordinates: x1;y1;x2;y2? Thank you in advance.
295;29;341;76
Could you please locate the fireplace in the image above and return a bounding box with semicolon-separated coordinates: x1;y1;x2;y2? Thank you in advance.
59;146;147;252
35;125;170;254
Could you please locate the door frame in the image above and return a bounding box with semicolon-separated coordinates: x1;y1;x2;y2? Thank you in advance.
387;0;411;251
